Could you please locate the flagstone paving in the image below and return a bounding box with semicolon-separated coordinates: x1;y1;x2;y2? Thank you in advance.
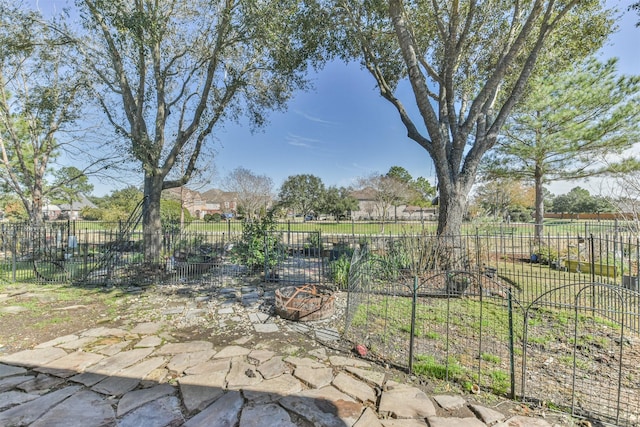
0;322;562;427
0;282;569;426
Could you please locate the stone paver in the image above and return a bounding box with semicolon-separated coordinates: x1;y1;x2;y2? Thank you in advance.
226;358;263;389
0;385;82;426
378;382;437;419
155;341;212;355
135;335;163;348
0;288;566;427
345;365;386;387
212;345;251;359
117;383;176;417
0;347;68;368
293;365;334;389
257;356;286;379
433;394;466;410
35;350;104;378
17;374;65;394
0;390;39;410
118;395;184;427
470;403;507;425
91;356;166;396
183;390;244;427
179;372;226;414
167;349;215;374
30;390;115;427
332;372;376;403
354;407;383;427
0;363;27;379
130;322;163;335
240;403;297;427
427;416;487;427
33;334;79;349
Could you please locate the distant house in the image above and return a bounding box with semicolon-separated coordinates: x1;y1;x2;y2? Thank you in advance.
200;189;238;218
43;203;62;220
164;187;238;219
57;194;97;220
164;187;207;218
350;187;437;221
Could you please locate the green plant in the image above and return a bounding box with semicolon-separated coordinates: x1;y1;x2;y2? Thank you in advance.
231;215;283;271
413;355;464;380
305;230;323;250
329;254;350;289
489;369;510;395
534;245;559;265
481;353;501;364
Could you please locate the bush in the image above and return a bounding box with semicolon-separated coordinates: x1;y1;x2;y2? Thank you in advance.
534;245;558;265
231;215;283;271
204;213;222;222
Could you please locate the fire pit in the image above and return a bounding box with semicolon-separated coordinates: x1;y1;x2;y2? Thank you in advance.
275;284;335;322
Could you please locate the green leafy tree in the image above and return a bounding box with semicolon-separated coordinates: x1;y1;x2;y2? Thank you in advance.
386;166;436;207
386;166;412;183
551;187;613;214
50;166;94;209
278;174;325;218
95;187;144;223
331;0;614;238
0;4;88;225
74;0;328;261
483;58;640;237
321;186;359;221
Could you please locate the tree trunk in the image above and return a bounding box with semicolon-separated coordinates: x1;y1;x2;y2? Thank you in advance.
436;186;467;238
435;179;473;270
534;166;544;241
143;174;164;263
30;186;44;227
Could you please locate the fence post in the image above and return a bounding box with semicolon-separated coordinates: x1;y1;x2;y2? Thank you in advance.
508;290;515;399
408;275;418;373
11;229;16;282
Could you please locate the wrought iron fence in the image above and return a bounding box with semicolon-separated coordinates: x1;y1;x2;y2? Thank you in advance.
1;220;640;424
343;235;640;427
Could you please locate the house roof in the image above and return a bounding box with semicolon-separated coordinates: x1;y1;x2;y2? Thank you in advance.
58;194;97;211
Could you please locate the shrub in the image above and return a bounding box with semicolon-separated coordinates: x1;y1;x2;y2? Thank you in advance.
231;215;283;271
204;213;222;222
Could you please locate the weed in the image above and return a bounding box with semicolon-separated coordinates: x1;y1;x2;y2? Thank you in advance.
481;352;501;364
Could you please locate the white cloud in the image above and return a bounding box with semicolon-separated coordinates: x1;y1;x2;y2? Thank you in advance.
294;110;339;126
286;133;322;148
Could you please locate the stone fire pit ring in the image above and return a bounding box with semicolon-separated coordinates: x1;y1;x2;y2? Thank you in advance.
275;284;335;322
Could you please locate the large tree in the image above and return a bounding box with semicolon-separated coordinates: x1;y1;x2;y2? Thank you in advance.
0;3;88;225
278;174;325;218
482;58;640;237
332;0;613;237
223;167;273;220
50;166;94;210
74;0;326;261
321;186;359;221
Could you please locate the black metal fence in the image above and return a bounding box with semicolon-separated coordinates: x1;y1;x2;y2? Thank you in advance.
343;235;640;426
1;220;640;424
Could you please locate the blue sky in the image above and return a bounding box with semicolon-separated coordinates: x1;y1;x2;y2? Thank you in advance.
202;0;640;195
30;0;640;196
